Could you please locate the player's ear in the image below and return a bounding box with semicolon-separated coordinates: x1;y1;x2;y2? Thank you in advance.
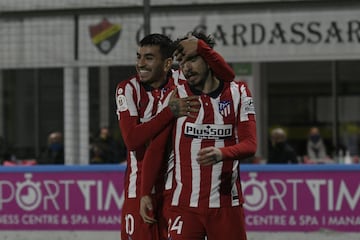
164;58;173;72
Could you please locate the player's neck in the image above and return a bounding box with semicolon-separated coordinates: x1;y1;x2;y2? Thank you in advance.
202;76;219;94
150;75;168;89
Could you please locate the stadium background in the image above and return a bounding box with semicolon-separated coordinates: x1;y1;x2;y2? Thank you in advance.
0;0;360;164
1;0;360;165
0;0;359;239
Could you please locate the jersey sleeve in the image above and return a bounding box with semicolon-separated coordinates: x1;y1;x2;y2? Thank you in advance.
220;82;257;160
197;39;235;82
115;81;175;150
220;120;257;161
141;124;173;196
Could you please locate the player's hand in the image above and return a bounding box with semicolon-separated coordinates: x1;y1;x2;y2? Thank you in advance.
174;34;198;64
196;147;223;166
140;195;157;224
168;88;200;118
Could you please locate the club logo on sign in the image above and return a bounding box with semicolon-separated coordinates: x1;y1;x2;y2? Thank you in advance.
89;18;122;55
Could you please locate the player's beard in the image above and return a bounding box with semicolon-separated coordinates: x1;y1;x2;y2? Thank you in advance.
187;65;211;91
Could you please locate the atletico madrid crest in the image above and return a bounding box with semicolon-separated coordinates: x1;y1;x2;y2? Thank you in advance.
89;18;121;54
219;100;231;117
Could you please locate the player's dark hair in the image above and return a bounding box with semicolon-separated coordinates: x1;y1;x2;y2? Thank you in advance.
174;31;215;49
139;33;175;60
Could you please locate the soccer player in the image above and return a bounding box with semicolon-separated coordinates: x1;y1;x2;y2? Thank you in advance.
116;33;235;240
140;32;257;240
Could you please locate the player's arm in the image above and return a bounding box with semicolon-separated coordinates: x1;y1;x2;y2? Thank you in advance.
196;120;256;165
116;83;199;150
140;124;173;224
197;39;235;82
174;37;235;82
220;119;257;161
116;81;173;150
221;81;257;160
119;111;174;151
197;82;257;165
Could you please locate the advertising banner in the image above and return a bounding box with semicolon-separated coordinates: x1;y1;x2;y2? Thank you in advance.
241;167;360;231
78;9;360;64
0;165;359;232
0;167;124;230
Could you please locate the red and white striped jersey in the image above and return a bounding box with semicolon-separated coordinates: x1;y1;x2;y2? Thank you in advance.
116;39;237;200
141;80;257;208
172;81;256;208
115;72;183;199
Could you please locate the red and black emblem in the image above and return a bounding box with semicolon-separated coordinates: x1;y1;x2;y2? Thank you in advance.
89;18;121;55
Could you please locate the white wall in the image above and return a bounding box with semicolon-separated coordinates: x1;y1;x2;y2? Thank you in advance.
2;8;360;68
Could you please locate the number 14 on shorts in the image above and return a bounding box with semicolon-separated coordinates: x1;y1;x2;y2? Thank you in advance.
168;216;183;235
